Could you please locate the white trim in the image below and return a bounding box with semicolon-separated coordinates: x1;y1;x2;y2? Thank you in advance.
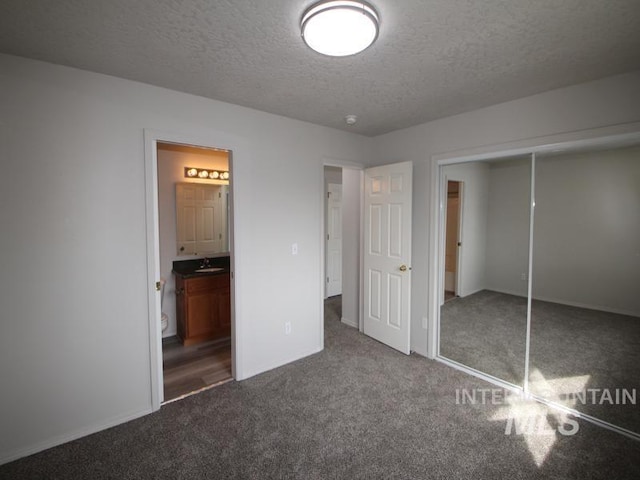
523;153;535;397
143;130;163;410
0;407;152;465
426;156;440;358
529;295;640;318
454;287;485;299
431;122;640;165
144;128;243;411
529;393;640;442
341;317;358;328
319;164;326;351
471;287;640;318
240;346;324;380
359;169;365;333
436;356;524;394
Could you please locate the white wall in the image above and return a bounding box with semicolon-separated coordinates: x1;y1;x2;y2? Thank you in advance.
471;147;640;317
324;166;342;188
341;168;361;328
369;70;640;356
532;146;640;316
485;158;532;297
0;54;368;464
442;162;490;297
157;146;229;338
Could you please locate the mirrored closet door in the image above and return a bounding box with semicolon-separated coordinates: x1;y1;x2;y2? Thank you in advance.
437;137;640;438
439;156;532;388
529;145;640;434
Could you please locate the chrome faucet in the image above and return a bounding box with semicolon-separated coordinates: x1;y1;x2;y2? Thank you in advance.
199;257;210;269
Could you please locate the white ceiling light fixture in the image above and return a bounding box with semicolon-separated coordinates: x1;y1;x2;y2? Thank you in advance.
301;1;379;57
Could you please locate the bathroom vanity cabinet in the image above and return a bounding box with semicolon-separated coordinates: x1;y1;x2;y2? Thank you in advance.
175;272;231;346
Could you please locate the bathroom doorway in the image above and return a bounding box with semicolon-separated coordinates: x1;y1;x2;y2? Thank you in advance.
156;140;234;403
444;180;462;302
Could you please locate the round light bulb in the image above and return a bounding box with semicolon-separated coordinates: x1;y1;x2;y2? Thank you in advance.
301;1;379;57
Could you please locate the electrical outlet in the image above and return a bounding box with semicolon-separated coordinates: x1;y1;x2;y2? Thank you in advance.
521;273;527;281
291;243;298;255
285;322;292;335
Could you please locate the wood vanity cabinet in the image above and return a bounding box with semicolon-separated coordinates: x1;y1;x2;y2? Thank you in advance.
175;273;231;346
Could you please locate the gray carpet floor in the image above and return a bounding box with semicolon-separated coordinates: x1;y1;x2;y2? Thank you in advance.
2;295;639;479
440;290;527;385
440;290;640;434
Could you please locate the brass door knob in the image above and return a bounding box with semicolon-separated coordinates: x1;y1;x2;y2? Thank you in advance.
399;265;408;272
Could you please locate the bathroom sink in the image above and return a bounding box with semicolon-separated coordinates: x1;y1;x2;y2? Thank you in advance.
195;267;224;273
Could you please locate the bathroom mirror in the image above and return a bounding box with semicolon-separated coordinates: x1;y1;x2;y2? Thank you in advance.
156;141;231;258
439;156;531;387
175;182;230;256
528;145;640;434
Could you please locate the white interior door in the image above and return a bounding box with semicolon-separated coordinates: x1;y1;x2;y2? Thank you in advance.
326;183;343;297
363;161;412;354
176;183;223;255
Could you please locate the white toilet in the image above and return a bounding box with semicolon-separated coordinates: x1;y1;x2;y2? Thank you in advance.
160;278;169;332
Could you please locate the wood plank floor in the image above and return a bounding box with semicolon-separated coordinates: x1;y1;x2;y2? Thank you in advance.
162;336;232;402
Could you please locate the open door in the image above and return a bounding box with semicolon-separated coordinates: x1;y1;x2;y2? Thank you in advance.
363;161;412;354
326;183;343;297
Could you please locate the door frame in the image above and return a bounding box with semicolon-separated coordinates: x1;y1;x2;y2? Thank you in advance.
144;129;239;411
320;159;365;349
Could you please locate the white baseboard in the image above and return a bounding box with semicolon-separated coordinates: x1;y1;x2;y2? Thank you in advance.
486;287;528;298
240;345;324;381
341;317;358;328
486;287;639;318
458;287;484;298
0;407;153;466
531;294;639;318
162;327;177;339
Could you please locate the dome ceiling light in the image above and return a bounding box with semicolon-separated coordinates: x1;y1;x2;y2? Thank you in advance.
301;1;379;57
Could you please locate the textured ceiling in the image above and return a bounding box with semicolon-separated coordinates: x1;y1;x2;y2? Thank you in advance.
1;0;640;136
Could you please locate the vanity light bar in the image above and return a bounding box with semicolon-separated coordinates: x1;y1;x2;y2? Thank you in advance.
184;167;230;181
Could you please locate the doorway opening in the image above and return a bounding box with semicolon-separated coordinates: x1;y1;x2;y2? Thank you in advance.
444;180;462;302
324;166;343;333
322;165;362;342
157;141;233;403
